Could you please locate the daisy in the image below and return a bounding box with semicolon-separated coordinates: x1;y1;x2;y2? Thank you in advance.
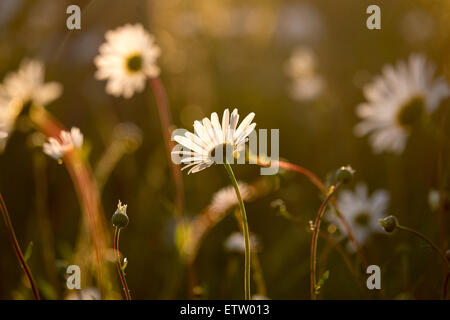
354;53;449;154
171;108;256;174
0;59;62;150
285;46;325;101
224;232;259;253
173;108;256;299
327;183;389;248
42;127;83;160
209;182;252;214
94;23;161;98
0;59;62;108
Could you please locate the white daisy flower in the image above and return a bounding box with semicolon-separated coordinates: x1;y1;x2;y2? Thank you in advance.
94;23;161;99
224;232;259;253
354;53;449;154
0;59;62;108
0;59;62;150
327;183;389;248
42;127;83;160
171;108;256;174
210;182;251;214
285;47;325;101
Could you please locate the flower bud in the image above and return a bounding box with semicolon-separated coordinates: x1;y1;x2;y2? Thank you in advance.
379;215;398;233
112;200;129;229
336;165;355;184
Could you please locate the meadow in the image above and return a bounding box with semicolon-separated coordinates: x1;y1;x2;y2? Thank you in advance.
0;0;449;300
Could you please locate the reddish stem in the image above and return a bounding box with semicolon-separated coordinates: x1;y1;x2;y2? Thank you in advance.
310;184;340;299
0;193;40;300
29;107;108;293
149;77;185;216
114;227;130;300
273;160;369;269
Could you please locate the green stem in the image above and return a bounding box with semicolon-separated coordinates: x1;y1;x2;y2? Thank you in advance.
223;162;251;300
310;184;340;300
397;224;450;299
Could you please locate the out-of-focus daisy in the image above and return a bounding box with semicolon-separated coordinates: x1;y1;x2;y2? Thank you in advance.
0;59;62;150
354;54;449;154
224;232;259;253
42;127;83;160
427;189;440;212
94;23;161;99
0;59;62;108
171;108;256;174
210;182;252;214
65;288;100;300
285;47;325;102
327;183;389;248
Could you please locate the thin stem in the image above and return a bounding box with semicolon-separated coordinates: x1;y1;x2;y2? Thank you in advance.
149;78;185;216
29;106;109;295
0;193;40;300
232;209;267;297
223;162;251;300
310;184;340;300
271;160;369;269
396;225;449;268
114;227;131;300
396;224;450;299
274;204;367;296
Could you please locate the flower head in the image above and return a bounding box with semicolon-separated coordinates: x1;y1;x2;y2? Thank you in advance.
224;232;259;253
0;59;62;151
285;46;325;102
171;108;256;174
42;127;83;160
0;59;62;108
327;183;389;248
354;54;449;154
94;23;161;98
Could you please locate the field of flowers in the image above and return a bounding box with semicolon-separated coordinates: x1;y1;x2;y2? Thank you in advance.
0;0;449;300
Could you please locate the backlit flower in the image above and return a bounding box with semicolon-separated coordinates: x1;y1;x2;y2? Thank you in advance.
171;108;256;174
94;24;161;98
354;54;449;154
42;127;83;160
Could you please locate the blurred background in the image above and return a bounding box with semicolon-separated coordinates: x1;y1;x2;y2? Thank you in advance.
0;0;449;299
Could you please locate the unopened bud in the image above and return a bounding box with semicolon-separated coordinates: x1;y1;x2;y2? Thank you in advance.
379;215;398;233
112;200;129;229
336;165;355;184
